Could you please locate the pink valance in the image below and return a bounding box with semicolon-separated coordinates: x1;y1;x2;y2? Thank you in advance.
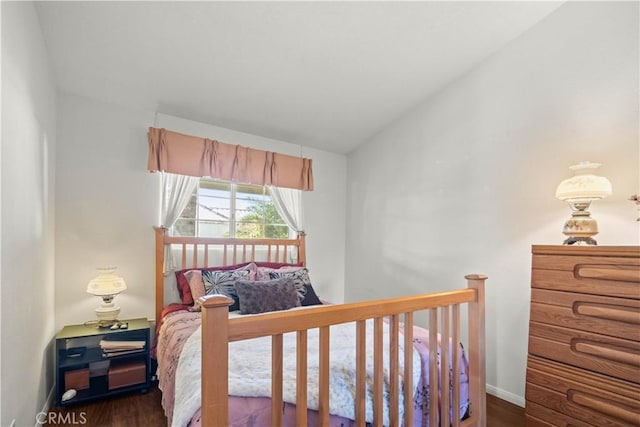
147;127;313;191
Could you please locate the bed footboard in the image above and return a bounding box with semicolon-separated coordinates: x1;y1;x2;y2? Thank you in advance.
198;274;487;427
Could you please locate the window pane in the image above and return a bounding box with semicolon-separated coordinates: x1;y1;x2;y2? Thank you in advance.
200;187;231;198
236;187;264;234
199;220;230;238
173;218;195;236
176;192;197;222
199;195;230;221
236;222;263;238
171;179;291;239
264;224;289;239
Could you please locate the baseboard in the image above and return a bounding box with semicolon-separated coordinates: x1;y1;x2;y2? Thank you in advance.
486;384;525;407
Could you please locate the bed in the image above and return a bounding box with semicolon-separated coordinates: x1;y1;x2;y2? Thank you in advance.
153;227;487;426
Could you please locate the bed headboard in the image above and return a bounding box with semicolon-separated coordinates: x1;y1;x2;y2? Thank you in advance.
154;227;306;322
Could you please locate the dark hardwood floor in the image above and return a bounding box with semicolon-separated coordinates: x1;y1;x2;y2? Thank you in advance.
45;387;166;427
46;386;524;426
487;393;525;427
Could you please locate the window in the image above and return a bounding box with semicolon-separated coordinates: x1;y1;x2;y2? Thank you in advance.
172;179;290;238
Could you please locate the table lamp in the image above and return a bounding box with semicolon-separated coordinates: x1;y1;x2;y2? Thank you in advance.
86;267;127;327
555;161;612;245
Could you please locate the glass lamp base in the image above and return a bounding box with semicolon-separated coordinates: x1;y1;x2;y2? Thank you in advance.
561;211;599;246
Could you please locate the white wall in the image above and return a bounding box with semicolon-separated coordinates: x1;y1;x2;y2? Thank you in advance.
346;1;639;406
55;94;157;329
1;2;58;425
55;100;346;329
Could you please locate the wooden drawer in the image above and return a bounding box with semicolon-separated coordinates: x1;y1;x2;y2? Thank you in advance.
108;361;146;390
531;253;640;299
525;356;640;426
64;368;89;391
525;401;593;427
528;321;640;383
530;288;640;341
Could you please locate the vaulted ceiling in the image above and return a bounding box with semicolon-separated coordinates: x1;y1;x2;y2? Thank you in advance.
36;1;562;154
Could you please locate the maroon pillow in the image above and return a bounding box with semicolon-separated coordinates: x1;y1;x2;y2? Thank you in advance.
175;262;254;305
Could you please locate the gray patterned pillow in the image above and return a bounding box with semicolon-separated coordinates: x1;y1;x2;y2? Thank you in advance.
201;269;251;311
235;278;301;315
267;268;309;300
267;268;322;306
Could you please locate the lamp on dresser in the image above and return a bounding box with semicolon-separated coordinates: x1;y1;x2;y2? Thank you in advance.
86;267;127;327
555;161;612;245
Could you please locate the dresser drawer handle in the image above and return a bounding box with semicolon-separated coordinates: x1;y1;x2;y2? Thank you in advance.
568;390;640;425
575;303;640;325
576;265;640;283
573;340;640;367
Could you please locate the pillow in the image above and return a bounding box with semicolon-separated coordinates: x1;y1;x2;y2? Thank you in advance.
298;283;323;307
266;268;323;307
175;262;257;305
201;268;252;311
184;270;205;302
256;265;305;281
235;278;301;314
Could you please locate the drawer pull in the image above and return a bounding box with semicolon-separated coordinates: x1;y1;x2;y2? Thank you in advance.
573;340;640;367
576;265;640;283
575;303;640;325
568;390;640;425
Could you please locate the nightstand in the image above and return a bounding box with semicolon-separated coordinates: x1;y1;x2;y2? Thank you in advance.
54;318;151;406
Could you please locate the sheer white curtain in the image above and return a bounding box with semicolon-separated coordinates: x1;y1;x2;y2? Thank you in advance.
268;185;304;264
268;185;303;235
161;172;199;272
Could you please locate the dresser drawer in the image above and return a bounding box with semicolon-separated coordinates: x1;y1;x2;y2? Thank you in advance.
530;288;640;341
531;253;640;299
525;356;640;427
529;321;640;383
525;401;593;427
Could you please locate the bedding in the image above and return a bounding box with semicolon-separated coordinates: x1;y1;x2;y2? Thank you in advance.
156;308;470;427
175;262;304;306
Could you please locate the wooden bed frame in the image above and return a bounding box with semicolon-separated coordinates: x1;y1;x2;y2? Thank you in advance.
154;227;487;427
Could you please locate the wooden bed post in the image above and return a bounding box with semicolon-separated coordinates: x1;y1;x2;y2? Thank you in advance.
154;226;166;323
199;294;234;427
466;274;487;427
298;231;306;266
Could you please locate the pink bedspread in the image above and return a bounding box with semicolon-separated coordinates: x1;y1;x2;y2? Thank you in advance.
156;309;469;427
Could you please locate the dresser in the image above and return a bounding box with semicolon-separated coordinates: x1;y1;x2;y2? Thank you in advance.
524;245;640;426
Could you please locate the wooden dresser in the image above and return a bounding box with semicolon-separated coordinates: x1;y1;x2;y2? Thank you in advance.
524;245;640;426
